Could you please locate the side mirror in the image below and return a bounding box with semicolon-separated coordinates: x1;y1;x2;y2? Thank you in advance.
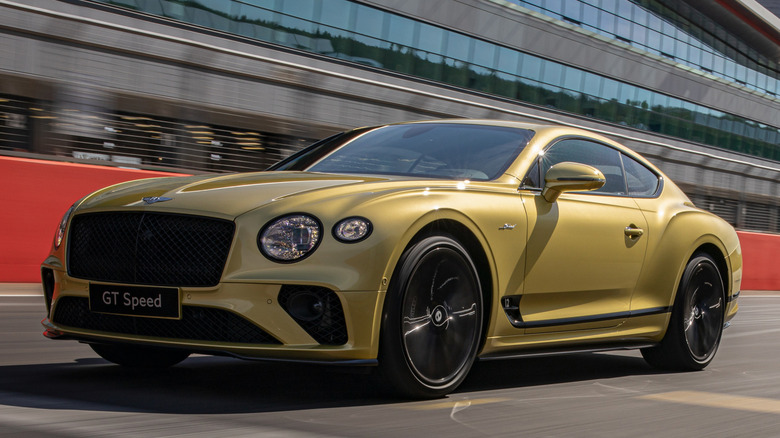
542;162;605;202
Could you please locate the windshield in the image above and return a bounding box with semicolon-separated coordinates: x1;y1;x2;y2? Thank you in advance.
271;123;534;181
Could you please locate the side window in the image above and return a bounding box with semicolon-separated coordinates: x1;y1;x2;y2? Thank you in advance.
539;138;627;195
622;154;660;196
521;159;541;188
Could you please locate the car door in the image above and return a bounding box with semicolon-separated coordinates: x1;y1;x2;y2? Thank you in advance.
518;138;649;333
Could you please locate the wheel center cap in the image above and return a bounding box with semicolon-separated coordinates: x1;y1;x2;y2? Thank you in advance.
431;305;449;327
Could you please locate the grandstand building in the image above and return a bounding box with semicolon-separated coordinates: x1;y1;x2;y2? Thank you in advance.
1;0;779;233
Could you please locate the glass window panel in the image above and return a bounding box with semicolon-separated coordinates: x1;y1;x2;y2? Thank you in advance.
746;66;757;86
661;33;675;55
650;92;669;110
601;77;619;101
445;31;471;64
354;3;385;39
616;0;633;21
520;55;542;81
562;1;581;21
615;17;631;40
581;3;599;28
617;83;635;104
582;72;601;97
766;75;778;95
647;13;662;37
472;39;496;69
542;60;563;86
541;139;626;195
720;56;733;78
647;29;661;51
600;11;616;35
632;25;648;47
736;63;747;83
544;0;564;15
622;154;659;196
494;71;518;98
195;0;232;14
234;2;275;23
521;159;540;189
562;66;583;92
319;0;352;30
281;0;316;20
673;38;688;60
755;71;767;92
417;23;444;55
712;54;725;74
496;47;520;74
601;0;619;12
279;14;315;34
634;88;652;109
632;6;649;27
388;14;415;49
700;51;714;72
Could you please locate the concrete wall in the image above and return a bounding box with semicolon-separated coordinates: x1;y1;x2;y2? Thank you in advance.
0;157;189;282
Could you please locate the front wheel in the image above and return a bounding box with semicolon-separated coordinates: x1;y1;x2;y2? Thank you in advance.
642;253;725;370
378;235;483;399
90;343;190;368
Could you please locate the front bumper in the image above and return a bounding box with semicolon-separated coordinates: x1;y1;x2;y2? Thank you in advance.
41;268;385;364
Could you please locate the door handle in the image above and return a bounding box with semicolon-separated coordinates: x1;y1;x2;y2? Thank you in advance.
624;225;644;238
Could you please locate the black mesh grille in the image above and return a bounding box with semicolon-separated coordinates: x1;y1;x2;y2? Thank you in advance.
52;297;280;345
68;212;235;287
278;286;348;345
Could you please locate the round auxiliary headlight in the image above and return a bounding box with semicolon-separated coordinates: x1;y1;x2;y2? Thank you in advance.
333;217;372;243
259;214;321;262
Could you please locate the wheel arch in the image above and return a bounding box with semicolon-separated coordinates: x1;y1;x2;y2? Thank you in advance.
689;242;730;300
384;219;494;352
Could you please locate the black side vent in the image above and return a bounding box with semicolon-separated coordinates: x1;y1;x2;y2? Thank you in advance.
278;286;348;345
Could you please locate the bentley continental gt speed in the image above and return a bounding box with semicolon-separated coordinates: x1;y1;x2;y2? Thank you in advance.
41;120;741;398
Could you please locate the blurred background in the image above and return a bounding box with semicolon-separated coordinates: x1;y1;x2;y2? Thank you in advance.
1;0;778;287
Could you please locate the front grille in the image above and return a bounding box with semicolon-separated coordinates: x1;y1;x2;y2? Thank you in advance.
278;286;348;345
52;296;281;345
68;212;235;287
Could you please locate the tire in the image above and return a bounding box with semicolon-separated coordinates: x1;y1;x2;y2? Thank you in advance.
379;235;483;399
90;343;190;368
642;253;725;371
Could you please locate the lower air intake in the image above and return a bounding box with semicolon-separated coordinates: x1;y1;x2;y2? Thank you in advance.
52;296;280;345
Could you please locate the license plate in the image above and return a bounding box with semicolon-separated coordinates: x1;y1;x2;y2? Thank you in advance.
89;284;180;319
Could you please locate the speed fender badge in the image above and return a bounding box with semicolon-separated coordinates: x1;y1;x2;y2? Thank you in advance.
142;196;173;204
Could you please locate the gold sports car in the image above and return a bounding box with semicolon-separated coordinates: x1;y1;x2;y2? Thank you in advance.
41;120;741;398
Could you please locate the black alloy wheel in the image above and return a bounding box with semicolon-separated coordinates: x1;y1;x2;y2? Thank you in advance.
379;235;483;399
642;253;725;370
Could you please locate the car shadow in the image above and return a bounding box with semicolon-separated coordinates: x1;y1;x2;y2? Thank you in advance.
0;352;657;414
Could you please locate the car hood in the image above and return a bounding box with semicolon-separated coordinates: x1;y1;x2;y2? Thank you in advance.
77;171;391;218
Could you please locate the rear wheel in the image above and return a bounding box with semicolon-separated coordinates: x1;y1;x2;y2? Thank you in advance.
642;253;725;370
379;235;483;399
90;343;190;368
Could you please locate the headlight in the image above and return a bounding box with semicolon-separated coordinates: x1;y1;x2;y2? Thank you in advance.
333;217;372;243
54;202;78;249
259;214;322;262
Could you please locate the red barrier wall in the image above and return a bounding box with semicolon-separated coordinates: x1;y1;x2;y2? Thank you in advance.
737;231;780;291
0;157;189;282
1;157;778;290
